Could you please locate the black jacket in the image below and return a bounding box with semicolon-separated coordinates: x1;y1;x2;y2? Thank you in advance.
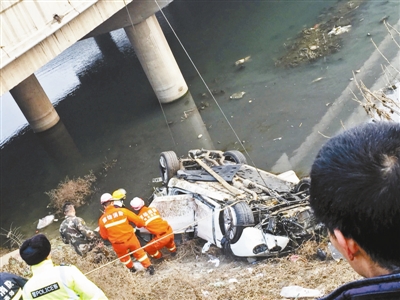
0;272;27;300
319;272;400;300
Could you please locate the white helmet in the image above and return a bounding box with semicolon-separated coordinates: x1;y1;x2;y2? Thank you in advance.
113;200;123;207
100;193;113;204
130;197;145;210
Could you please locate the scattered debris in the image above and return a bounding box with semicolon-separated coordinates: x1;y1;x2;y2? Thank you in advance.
328;25;352;36
37;214;55;229
317;248;327;261
202;241;212;253
328;242;344;261
234;56;251;66
280;285;324;298
311;77;324;83
181;109;194;120
275;1;367;68
229;91;246;99
228;278;239;284
207;256;220;267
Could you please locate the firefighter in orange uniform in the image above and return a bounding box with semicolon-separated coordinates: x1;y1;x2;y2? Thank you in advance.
130;197;177;259
98;193;155;275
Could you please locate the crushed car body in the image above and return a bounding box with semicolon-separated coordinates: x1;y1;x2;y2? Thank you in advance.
140;149;323;258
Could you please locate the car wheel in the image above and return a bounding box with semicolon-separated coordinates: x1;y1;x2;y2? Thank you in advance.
219;201;254;243
294;177;311;194
223;150;247;164
159;151;180;184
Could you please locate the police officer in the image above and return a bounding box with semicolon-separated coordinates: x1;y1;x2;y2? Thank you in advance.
59;202;99;257
20;234;107;299
0;272;27;300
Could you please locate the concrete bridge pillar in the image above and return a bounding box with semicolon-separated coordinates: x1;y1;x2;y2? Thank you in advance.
10;74;60;133
124;15;188;103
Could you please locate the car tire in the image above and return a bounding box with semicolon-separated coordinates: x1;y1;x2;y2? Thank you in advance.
159;151;180;184
223;150;247;164
219;201;254;243
294;177;311;195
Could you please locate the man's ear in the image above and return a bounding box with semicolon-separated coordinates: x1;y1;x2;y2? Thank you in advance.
333;229;359;261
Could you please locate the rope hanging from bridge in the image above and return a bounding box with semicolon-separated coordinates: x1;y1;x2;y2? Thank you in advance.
151;0;258;165
151;0;272;186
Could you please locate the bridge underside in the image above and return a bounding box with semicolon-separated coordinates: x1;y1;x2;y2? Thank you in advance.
0;0;172;96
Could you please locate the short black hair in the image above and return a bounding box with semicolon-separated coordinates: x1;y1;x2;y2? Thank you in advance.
310;121;400;271
62;202;74;214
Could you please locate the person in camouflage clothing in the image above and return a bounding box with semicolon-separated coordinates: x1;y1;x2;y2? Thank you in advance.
59;202;99;257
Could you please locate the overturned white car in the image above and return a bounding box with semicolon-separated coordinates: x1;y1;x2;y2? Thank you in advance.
142;149;322;258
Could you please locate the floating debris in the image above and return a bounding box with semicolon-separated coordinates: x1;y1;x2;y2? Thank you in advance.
197;134;203;139
234;56;251;66
311;77;324;83
275;0;365;68
229;91;246;99
37;215;55;229
328;25;352;36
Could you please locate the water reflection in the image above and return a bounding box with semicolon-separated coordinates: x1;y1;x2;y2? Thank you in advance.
35;121;82;172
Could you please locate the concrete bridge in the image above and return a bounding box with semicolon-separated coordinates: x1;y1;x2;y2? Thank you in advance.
1;0;189;134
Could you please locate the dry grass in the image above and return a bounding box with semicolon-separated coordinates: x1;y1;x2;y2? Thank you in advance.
45;172;96;214
0;224;25;250
0;238;360;300
353;21;400;121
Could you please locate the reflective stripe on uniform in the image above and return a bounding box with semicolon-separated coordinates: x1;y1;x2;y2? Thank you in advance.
168;246;176;251
138;254;149;262
150;251;160;258
59;265;82;299
123;258;132;265
144;215;161;226
11;288;22;300
104;217;127;228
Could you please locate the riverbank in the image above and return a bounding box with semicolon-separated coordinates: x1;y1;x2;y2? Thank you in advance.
1;238;360;300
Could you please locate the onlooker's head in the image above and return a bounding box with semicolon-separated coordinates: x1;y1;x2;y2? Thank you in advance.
20;234;51;266
62;201;75;216
310;121;400;272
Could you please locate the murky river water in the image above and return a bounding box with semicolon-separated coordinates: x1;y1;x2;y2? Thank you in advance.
0;0;399;245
